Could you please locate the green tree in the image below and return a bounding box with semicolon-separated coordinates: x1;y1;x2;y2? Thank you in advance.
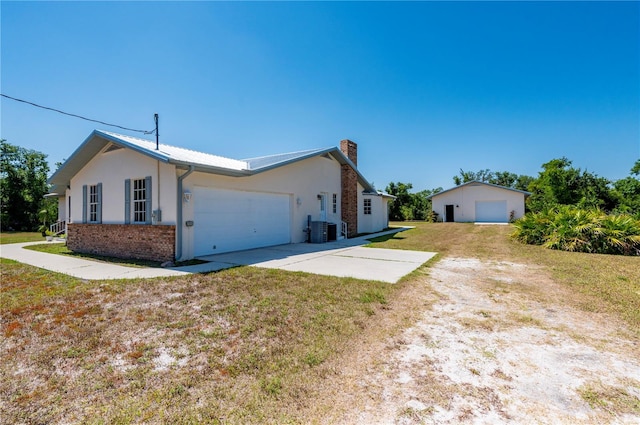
452;168;534;191
526;157;621;213
491;171;518;188
577;172;616;211
386;183;442;221
631;159;640;176
514;174;535;192
453;169;493;185
612;160;640;216
0;140;56;231
386;182;414;221
527;157;582;212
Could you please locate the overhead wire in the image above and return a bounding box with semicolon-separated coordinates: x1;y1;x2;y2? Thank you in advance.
1;93;156;135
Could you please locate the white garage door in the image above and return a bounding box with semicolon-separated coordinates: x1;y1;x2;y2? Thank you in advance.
475;200;507;223
193;187;291;256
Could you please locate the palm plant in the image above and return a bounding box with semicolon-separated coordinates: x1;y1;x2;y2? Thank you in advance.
595;214;640;255
512;206;640;256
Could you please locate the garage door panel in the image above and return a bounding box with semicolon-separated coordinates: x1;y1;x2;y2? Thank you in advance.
475;200;507;223
193;187;291;256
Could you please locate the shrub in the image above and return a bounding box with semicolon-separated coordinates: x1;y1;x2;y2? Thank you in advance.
512;206;640;256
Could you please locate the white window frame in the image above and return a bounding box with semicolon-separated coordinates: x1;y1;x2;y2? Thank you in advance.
133;178;147;223
89;185;98;223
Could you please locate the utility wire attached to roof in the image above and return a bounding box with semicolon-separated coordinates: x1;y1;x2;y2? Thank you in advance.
1;93;156;135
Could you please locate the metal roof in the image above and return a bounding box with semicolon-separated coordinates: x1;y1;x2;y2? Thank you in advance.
48;130;377;193
427;180;531;199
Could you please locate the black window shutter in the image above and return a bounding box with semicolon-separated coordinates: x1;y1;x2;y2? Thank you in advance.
96;183;103;224
124;179;131;224
145;176;152;224
82;185;87;224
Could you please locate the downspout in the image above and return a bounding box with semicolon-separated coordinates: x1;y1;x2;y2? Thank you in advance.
157;160;161;220
176;165;195;261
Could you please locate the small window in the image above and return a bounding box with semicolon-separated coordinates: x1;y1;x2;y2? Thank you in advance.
364;198;372;215
89;185;98;222
133;178;147;223
332;193;337;214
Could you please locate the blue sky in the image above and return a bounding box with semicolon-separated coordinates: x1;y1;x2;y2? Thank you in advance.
2;1;638;192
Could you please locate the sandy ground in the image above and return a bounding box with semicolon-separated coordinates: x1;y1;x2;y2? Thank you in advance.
310;257;640;424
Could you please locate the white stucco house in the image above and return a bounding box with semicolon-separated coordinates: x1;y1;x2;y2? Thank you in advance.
428;181;530;223
48;130;393;262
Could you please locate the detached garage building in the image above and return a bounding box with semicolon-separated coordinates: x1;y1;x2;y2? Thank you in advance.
428;181;530;223
48;130;393;262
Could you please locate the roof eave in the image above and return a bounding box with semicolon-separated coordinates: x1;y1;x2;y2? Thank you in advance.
327;149;376;193
173;161;251;177
94;130;171;163
427;180;532;199
48;130;172;188
248;147;336;174
247;146;377;193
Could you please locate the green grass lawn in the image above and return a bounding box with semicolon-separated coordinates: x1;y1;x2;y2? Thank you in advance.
0;232;45;245
2;222;638;423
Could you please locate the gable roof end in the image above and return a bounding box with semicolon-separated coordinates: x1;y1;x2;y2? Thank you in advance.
427;180;531;199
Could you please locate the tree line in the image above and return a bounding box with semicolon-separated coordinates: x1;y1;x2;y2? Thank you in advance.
386;157;640;221
1;140;57;232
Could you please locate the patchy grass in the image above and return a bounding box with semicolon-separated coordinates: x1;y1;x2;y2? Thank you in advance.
578;379;640;416
1;260;394;424
371;222;640;335
0;232;44;244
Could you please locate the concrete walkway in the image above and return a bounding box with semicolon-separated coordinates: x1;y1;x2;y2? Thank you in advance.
0;241;191;280
0;228;436;283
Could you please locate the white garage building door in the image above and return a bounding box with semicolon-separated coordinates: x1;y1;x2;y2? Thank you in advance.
193;187;291;256
475;200;508;223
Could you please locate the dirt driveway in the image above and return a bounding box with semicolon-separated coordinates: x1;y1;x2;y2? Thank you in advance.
305;256;640;424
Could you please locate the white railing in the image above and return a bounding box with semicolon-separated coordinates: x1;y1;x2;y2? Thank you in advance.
49;220;66;235
341;221;348;239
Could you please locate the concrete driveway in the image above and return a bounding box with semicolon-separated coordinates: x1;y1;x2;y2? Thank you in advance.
188;228;436;283
1;228;435;283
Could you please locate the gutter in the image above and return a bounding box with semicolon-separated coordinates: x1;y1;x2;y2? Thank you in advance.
175;165;195;261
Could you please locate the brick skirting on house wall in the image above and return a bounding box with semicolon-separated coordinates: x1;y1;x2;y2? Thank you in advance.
67;223;176;262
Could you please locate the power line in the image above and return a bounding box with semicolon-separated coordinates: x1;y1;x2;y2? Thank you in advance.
1;93;156;135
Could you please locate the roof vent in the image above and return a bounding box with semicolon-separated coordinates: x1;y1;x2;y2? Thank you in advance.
103;143;123;154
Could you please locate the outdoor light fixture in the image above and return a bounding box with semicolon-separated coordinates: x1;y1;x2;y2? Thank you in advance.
456;205;459;208
183;191;192;203
296;197;302;206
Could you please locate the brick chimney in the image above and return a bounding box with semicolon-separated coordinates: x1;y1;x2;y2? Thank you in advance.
340;139;357;166
340;139;358;238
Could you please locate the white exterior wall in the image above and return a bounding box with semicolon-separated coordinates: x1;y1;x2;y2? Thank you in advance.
57;197;66;222
180;155;342;260
64;188;71;223
358;185;390;234
431;184;526;222
69;147;177;225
